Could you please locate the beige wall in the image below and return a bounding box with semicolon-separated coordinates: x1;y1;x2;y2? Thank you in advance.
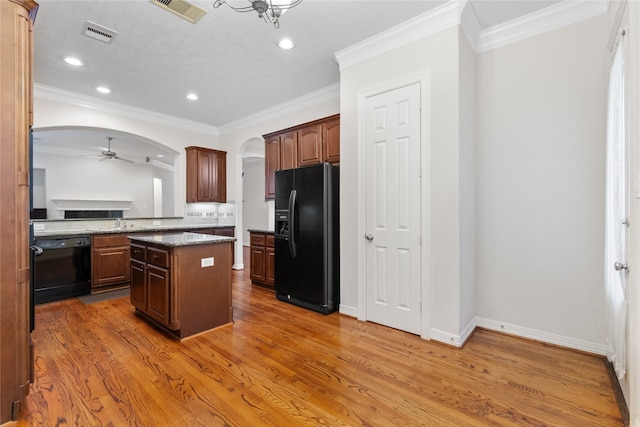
475;15;608;344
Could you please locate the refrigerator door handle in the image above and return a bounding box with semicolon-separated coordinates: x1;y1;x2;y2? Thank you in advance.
288;189;297;258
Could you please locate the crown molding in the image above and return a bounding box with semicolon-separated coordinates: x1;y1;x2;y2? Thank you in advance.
33;84;220;136
334;1;459;71
218;83;340;135
477;0;609;53
460;0;481;52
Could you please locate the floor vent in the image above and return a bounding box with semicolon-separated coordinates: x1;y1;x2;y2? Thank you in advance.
149;0;207;24
81;21;118;44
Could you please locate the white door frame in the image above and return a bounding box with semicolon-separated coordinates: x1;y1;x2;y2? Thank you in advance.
356;70;431;339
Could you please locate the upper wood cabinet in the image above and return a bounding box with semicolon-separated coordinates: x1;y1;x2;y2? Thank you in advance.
0;1;38;422
263;114;339;199
322;116;340;164
185;146;227;203
264;136;280;199
279;131;298;170
297;124;322;166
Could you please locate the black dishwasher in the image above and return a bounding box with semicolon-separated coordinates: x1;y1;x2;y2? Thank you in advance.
32;235;91;304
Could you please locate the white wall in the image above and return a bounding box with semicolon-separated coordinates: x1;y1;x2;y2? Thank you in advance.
340;26;467;337
242;158;270;243
459;29;477;332
475;16;608;346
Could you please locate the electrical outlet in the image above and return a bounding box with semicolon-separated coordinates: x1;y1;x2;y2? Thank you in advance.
33;223;45;231
201;257;214;267
153;220;161;226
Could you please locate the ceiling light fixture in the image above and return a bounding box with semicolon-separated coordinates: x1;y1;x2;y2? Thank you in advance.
212;0;302;29
96;86;111;94
278;38;294;49
64;57;84;66
186;93;199;101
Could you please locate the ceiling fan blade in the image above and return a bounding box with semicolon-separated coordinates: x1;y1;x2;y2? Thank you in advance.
114;155;134;163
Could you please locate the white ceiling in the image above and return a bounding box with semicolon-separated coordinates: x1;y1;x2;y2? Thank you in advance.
33;0;565;128
32;0;562;159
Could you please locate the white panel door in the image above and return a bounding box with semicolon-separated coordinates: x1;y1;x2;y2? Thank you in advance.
364;82;422;334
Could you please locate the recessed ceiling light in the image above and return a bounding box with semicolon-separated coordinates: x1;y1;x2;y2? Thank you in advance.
278;38;295;50
64;57;84;66
95;86;111;94
157;154;165;158
186;93;198;101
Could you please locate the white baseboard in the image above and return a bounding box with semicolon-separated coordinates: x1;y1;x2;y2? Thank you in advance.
232;263;244;270
474;316;607;355
339;304;358;318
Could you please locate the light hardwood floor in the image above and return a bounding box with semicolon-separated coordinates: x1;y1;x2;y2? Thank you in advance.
19;258;622;426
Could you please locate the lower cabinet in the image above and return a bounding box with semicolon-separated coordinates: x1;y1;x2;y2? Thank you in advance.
92;234;132;293
249;231;275;289
129;238;233;338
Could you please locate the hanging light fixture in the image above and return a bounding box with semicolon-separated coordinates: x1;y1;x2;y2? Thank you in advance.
213;0;302;29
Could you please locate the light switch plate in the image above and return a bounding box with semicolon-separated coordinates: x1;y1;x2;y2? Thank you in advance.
201;257;214;267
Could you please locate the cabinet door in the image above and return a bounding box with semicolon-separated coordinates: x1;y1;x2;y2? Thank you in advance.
92;245;131;288
280;131;298;171
130;259;147;311
210;150;227;203
322;117;340;164
186;147;227;203
264;136;280;199
147;264;170;326
250;246;266;282
266;247;275;286
298;124;323;167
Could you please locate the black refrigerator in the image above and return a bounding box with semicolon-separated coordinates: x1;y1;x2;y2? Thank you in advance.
274;163;339;314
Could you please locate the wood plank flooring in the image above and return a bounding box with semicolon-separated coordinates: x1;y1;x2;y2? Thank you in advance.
18;262;622;426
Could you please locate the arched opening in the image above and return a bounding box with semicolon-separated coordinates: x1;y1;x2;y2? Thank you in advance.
32;126;181;219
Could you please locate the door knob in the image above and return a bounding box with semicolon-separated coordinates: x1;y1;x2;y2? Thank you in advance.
614;262;628;272
365;234;374;241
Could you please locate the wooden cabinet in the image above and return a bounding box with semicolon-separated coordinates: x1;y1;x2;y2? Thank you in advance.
264;136;280;199
298;125;322;166
249;231;274;289
91;234;131;292
129;242;172;328
263;114;339;199
190;226;235;264
129;236;233;339
322;116;341;164
186;146;227;203
0;1;38;422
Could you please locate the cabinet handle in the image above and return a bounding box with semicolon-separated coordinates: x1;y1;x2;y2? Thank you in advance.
133;250;140;254
153;254;160;259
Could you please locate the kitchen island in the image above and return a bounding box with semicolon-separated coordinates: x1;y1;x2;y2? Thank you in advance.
129;232;235;339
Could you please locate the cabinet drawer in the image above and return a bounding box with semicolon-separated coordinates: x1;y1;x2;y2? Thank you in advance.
265;234;275;248
93;234;130;248
147;246;169;268
250;233;265;246
214;227;234;237
130;243;146;262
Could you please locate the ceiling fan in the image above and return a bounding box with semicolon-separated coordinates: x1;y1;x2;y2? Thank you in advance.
84;137;134;163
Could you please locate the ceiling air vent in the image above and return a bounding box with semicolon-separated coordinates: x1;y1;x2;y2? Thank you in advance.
149;0;207;24
81;21;118;44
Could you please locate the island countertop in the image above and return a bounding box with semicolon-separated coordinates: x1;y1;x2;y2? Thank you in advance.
128;232;235;247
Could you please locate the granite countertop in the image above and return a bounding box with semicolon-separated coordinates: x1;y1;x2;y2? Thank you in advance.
34;224;234;238
247;229;275;234
128;232;236;247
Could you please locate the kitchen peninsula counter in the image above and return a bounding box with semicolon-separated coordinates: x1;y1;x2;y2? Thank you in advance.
128;232;235;339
